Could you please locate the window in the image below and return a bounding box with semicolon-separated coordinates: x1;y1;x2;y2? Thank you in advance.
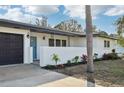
104;40;106;47
104;40;110;48
62;40;66;47
49;39;54;46
56;39;61;46
107;41;110;47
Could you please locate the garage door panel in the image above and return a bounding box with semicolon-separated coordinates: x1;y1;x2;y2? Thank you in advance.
0;33;23;65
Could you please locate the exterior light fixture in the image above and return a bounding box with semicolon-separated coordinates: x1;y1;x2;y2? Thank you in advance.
27;32;30;38
43;36;45;40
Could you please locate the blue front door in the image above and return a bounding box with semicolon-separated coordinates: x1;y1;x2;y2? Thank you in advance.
30;36;37;60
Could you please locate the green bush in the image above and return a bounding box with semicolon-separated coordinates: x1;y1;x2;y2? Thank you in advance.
94;53;98;59
102;53;120;60
51;53;60;66
67;60;71;66
72;56;80;63
44;65;56;69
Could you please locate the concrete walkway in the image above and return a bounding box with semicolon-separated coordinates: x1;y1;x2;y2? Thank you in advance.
38;77;85;87
0;64;66;87
0;64;85;87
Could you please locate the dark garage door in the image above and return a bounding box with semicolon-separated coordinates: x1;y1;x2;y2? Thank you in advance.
0;33;23;65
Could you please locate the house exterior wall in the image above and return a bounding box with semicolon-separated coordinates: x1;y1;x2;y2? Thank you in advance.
81;37;117;57
93;37;117;57
0;26;32;64
40;47;87;67
30;31;119;59
30;32;87;59
69;36;118;58
30;32;69;59
0;26;122;66
70;37;85;47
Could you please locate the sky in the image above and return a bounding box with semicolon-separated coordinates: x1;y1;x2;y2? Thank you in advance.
0;5;124;34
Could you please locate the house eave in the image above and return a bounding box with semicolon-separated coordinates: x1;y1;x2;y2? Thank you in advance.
0;19;83;37
81;34;118;40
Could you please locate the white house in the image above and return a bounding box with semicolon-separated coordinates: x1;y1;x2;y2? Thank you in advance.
0;19;123;66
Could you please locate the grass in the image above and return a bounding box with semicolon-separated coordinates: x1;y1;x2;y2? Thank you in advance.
54;59;124;87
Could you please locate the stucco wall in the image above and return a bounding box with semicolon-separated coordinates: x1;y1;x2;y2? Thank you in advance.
30;32;88;59
93;37;117;57
31;31;119;59
40;47;87;67
70;37;85;47
30;32;69;59
0;26;122;65
78;37;118;57
84;37;117;57
0;26;32;64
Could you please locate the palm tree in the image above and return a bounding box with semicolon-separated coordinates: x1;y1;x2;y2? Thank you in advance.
85;5;95;87
85;5;94;73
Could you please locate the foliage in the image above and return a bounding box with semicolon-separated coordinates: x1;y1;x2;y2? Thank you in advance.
43;65;56;70
35;16;51;28
117;36;124;47
114;16;124;47
102;49;120;60
112;49;115;53
51;53;60;66
81;54;87;64
94;53;98;59
98;31;108;36
102;53;120;60
54;19;83;32
72;56;80;63
114;16;124;36
67;60;71;66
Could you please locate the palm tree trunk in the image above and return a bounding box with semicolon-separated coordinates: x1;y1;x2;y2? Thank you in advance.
85;5;95;87
85;5;94;73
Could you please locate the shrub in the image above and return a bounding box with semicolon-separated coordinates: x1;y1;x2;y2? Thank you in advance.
94;53;98;59
72;56;80;63
51;53;60;66
44;65;56;69
102;53;119;60
66;60;71;66
112;49;116;53
81;54;87;64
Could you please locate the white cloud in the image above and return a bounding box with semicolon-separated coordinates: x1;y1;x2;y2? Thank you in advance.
0;5;124;25
0;5;60;24
0;8;27;22
64;5;116;19
64;5;85;19
104;6;124;16
0;7;42;24
23;5;60;15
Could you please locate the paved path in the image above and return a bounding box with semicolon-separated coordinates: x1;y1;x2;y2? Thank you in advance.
0;64;67;87
38;77;85;87
0;64;101;87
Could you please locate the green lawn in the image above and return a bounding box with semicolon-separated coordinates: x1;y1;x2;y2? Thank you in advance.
56;59;124;87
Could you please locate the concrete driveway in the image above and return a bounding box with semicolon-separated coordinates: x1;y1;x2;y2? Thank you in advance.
0;64;68;87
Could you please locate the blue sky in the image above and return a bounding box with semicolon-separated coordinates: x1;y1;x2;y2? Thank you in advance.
0;5;124;34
